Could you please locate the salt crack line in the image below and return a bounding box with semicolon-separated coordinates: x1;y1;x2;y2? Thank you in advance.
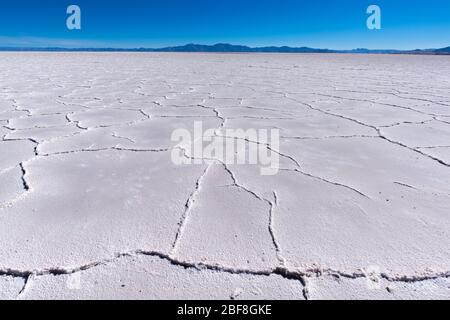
2;248;449;300
170;164;212;256
281;168;370;199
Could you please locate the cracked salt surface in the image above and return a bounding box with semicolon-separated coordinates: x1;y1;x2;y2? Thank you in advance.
305;275;450;300
17;255;305;300
0;276;25;300
0;53;449;300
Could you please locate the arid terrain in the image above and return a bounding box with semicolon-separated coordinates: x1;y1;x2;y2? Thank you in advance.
0;53;449;300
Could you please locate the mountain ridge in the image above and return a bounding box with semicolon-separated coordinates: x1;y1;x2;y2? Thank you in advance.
0;43;449;55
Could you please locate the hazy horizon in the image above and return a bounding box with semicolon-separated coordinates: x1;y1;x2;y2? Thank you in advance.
0;0;449;50
0;41;449;52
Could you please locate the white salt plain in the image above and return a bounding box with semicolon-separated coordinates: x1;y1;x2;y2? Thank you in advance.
0;53;449;300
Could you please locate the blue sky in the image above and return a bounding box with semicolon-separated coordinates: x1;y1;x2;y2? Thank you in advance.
0;0;449;49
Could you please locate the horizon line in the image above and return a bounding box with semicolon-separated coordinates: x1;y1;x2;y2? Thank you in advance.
0;42;449;54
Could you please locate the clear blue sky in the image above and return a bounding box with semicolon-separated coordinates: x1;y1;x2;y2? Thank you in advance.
0;0;449;49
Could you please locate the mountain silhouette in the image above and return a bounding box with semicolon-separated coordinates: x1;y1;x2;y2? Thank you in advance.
0;43;449;54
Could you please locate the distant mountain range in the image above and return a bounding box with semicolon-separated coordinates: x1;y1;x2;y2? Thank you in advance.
0;43;449;55
435;46;450;53
152;43;335;53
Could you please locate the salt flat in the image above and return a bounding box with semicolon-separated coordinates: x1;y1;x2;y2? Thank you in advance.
0;53;449;300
